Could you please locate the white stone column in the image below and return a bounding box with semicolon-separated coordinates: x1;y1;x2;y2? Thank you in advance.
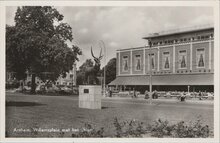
143;48;146;74
130;50;132;75
173;44;175;73
209;37;212;69
157;47;160;72
190;39;193;71
118;52;120;76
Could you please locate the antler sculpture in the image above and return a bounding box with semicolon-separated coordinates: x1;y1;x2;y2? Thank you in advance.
84;46;103;85
91;46;103;63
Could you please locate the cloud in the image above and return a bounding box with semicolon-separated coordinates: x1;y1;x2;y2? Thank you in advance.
78;28;89;34
6;6;214;68
190;15;213;25
109;41;119;47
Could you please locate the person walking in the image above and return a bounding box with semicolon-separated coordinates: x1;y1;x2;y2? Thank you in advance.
180;92;186;102
109;88;112;97
144;90;149;99
199;91;202;100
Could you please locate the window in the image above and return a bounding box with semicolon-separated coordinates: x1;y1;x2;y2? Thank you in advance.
122;55;129;72
135;55;141;71
201;36;204;39
148;53;155;70
178;50;187;69
196;48;205;68
163;52;170;70
174;39;178;43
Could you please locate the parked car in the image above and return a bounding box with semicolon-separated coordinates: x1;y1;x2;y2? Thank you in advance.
60;86;72;94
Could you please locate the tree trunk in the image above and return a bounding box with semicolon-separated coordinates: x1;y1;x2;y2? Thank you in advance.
20;80;24;92
31;74;36;94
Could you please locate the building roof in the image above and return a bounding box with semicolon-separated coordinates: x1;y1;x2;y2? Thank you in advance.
116;46;145;52
108;74;213;86
116;24;214;52
143;24;214;39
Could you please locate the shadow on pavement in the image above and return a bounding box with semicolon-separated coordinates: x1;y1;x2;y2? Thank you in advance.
6;101;46;107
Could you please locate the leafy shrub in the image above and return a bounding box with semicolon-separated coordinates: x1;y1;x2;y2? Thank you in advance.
69;117;210;138
113;117;145;137
173;118;209;138
6;81;20;89
149;118;210;138
113;117;124;137
150;119;175;137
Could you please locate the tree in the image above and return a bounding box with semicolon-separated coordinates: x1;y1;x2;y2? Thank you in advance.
76;59;94;85
101;58;116;84
6;6;81;93
79;59;94;73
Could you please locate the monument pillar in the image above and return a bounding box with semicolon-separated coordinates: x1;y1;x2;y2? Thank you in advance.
79;85;102;109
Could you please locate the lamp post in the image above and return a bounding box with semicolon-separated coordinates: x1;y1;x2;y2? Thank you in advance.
148;39;153;104
100;40;106;97
188;85;190;94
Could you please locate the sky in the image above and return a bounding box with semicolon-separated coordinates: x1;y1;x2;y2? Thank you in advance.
6;6;214;69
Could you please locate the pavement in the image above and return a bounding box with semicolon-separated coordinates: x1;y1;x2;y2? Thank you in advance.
102;96;214;105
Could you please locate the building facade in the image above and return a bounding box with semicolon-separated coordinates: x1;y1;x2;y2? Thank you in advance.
56;63;77;86
109;25;214;92
6;63;77;87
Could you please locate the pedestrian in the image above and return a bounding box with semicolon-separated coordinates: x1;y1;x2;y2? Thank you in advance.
152;90;158;99
166;91;171;98
133;88;137;98
199;91;202;100
180;92;186;102
109;88;112;97
144;90;149;99
134;90;136;98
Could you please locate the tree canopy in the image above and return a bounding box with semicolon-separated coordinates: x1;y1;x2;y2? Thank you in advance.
6;6;81;84
76;59;94;85
101;58;116;84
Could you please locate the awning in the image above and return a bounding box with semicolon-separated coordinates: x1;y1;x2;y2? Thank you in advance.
108;74;213;86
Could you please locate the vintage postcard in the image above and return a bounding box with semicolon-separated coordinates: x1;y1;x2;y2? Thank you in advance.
0;1;219;143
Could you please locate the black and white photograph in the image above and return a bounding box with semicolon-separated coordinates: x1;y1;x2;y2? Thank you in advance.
0;1;219;142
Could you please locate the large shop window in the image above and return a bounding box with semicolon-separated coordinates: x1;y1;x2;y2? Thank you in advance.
122;55;129;72
135;55;141;71
163;52;170;70
196;48;205;68
178;50;187;69
148;53;155;70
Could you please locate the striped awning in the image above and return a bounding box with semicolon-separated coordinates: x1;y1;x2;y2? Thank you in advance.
108;74;214;86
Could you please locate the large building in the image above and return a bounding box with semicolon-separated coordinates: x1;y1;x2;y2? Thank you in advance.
56;63;77;86
109;24;214;93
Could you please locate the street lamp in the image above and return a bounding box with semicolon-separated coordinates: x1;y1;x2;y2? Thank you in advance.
99;40;106;97
148;39;153;104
